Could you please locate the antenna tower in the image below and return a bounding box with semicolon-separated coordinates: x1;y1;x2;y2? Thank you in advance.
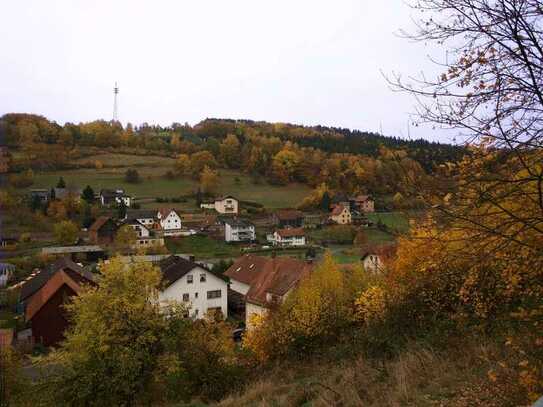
113;82;119;121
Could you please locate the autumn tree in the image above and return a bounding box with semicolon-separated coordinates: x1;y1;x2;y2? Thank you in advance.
175;153;191;175
43;259;187;406
113;225;137;254
54;220;79;245
219;134;241;169
244;253;365;361
190;151;217;178
200;165;220;194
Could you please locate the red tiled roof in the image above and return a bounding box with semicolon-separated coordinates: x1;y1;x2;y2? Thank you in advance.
245;256;313;307
276;228;305;238
224;255;270;286
158;208;176;218
25;270;87;321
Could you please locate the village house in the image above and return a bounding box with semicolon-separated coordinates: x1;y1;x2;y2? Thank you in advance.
158;255;228;319
121;219;165;249
157;208;183;236
0;234;19;250
225;254;313;329
201;195;239;214
330;204;352;225
53;187;82;201
361;245;396;273
24;258;97;347
224;218;256;243
352;194;375;213
272;209;304;228
124;209;157;228
100;189;132;207
0;263;15;287
30;189;50;203
89;216;118;245
271;228;306;247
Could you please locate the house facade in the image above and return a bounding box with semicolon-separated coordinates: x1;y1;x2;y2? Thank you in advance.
100;189;132;207
89;216;118;244
157;208;183;236
330;204;352;225
272;209;304;228
158;256;228;319
214;196;238;214
224;219;255;242
23;258;96;347
352;194;375;213
272;228;306;247
30;189;50;203
225;255;313;329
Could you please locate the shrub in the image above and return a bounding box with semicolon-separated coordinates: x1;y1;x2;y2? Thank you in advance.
124;168;141;183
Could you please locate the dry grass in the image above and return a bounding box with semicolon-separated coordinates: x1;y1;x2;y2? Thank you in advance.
218;339;515;407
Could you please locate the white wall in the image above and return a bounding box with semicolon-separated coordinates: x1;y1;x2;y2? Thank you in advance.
159;266;228;319
215;198;238;214
229;278;250;295
225;224;255;242
160;211;182;231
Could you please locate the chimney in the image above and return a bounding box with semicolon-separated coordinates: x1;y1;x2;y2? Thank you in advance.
189;255;195;262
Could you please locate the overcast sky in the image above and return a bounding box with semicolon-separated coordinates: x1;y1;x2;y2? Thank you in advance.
0;1;453;142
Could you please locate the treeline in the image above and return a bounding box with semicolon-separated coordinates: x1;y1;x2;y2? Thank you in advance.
0;113;460;198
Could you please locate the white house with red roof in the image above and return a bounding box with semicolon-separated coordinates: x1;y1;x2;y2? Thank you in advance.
271;228;306;247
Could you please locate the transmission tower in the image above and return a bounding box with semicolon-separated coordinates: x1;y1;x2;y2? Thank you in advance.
113;82;119;122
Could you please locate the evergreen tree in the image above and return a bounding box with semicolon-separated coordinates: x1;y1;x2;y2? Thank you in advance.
81;185;95;204
321;191;331;211
56;177;66;188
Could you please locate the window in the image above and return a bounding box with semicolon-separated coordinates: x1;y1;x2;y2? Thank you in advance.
200;273;206;282
194;309;199;316
182;293;189;302
195;292;198;298
187;275;193;284
207;290;222;299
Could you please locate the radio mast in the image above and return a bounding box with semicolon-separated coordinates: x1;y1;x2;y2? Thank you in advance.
113;82;119;122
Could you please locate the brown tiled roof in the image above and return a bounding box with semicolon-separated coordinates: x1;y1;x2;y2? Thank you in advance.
158;208;177;218
88;216;113;233
276;228;305;238
25;270;86;321
224;254;270;285
19;257;95;302
330;204;347;216
275;209;303;221
245;256;313;306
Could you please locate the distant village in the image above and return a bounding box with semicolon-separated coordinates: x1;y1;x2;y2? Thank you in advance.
0;174;396;349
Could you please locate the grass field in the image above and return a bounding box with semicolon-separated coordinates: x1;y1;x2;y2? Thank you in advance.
29;153;312;209
367;212;410;233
